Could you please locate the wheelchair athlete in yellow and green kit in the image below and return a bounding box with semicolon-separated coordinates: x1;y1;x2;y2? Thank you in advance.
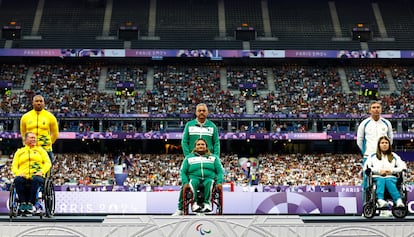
11;132;51;215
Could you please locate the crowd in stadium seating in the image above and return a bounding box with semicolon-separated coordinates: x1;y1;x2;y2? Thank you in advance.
130;65;245;115
1;63;414;191
346;65;389;91
106;65;147;90
1;63;414;134
1;63;414;120
1;152;413;192
0;64;27;89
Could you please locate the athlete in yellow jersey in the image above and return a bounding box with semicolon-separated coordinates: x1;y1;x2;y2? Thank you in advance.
20;95;59;163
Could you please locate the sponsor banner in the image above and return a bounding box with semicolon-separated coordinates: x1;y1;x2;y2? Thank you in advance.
104;49;125;57
1;191;414;214
264;50;285;58
2;131;414;141
377;50;401;58
0;49;62;57
0;112;411;119
285;50;338;58
126;49;171;57
0;48;411;59
401;51;414;58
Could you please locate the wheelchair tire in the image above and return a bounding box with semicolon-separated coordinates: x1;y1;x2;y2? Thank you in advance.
363;203;376;218
8;182;17;219
182;186;193;215
213;187;223;215
392;207;408;219
44;178;55;217
364;189;372;203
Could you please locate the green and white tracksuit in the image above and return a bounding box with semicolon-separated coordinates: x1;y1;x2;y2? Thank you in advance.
180;152;223;208
177;118;220;211
181;119;220;157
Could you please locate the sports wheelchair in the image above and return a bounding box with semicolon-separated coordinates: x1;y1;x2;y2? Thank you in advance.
362;168;408;218
182;183;223;215
8;176;55;219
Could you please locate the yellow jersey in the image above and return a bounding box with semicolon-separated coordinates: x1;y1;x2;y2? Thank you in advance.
12;145;52;178
20;109;59;152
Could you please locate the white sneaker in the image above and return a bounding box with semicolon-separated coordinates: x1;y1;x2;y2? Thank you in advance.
377;199;388;208
192;203;201;212
171;210;183;216
201;203;212;213
396;199;405;208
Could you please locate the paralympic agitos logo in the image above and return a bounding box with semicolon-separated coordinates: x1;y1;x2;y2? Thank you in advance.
196;224;211;235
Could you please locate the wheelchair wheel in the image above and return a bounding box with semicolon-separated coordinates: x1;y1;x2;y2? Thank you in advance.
44;178;55;217
364;189;372;203
182;186;193;215
212;187;223;215
392;206;408;219
363;203;376;218
8;182;18;219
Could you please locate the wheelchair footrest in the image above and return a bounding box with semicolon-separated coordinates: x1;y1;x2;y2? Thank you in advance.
393;206;406;210
376;206;389;210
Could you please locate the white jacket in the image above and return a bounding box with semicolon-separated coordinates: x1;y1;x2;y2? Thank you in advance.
356;117;393;157
364;152;406;177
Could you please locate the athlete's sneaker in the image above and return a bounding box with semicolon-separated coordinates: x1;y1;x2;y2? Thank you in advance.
26;203;34;214
377;199;387;208
201;203;212;213
192;203;201;212
171;209;183;216
396;198;405;208
18;202;27;212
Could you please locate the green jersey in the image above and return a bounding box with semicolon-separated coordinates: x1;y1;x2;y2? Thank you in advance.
180;152;223;185
181;119;220;157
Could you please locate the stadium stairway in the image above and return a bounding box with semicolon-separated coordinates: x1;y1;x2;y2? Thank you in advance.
383;68;397;95
266;68;275;92
23;67;35;91
220;67;227;91
246;100;254;114
337;67;350;93
98;67;108;91
146;67;154;91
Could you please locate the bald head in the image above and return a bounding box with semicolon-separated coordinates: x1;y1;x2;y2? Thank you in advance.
32;95;45;111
